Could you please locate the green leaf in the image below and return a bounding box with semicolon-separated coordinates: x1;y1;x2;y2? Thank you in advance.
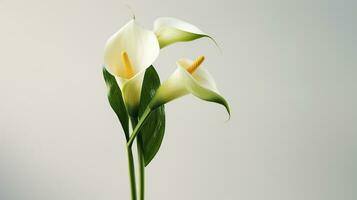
103;67;130;140
138;66;166;166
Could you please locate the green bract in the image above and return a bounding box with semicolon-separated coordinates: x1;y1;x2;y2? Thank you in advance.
137;66;165;166
102;67;130;140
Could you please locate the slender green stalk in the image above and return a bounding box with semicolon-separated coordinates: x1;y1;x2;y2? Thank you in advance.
137;136;145;200
126;107;150;200
126;146;137;200
127;108;152;147
131;118;145;200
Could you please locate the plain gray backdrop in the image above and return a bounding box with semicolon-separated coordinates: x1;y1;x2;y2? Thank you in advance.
0;0;356;199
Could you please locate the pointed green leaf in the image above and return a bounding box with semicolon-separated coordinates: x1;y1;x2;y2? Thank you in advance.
138;66;166;166
103;67;130;140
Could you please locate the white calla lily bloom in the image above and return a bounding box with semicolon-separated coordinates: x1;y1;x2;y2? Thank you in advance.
104;19;160;116
154;17;213;48
150;56;230;116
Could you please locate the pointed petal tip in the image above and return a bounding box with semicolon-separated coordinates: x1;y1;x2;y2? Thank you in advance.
205;35;222;54
203;94;231;121
217;96;231;121
223;101;231;121
123;4;136;20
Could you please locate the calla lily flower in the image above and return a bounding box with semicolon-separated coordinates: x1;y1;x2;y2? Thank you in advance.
150;56;230;116
154;17;213;48
104;19;160;116
127;55;230;147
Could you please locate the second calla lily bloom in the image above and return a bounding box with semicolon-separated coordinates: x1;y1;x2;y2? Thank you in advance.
150;56;230;116
154;17;212;48
104;19;160;116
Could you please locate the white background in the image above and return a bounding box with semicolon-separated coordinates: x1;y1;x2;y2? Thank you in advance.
0;0;356;199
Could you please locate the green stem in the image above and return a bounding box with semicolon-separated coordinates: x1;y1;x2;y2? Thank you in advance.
126;146;137;200
131;118;145;200
137;136;145;200
127;108;152;148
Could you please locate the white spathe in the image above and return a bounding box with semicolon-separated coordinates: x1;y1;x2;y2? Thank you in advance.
104;19;160;116
151;59;230;116
154;17;210;48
